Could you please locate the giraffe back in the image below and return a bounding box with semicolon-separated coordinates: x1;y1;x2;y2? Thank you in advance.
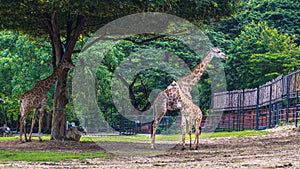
20;87;47;111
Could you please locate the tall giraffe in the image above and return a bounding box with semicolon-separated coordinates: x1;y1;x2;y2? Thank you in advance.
167;81;202;150
151;47;227;149
19;60;75;143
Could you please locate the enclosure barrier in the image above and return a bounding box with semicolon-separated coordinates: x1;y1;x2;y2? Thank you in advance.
213;69;300;131
117;70;300;134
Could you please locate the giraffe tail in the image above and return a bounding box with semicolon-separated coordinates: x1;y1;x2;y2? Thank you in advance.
19;99;24;116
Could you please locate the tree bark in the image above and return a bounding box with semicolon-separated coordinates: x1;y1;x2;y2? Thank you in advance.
1;103;7;126
48;12;87;140
51;70;69;140
44;111;52;133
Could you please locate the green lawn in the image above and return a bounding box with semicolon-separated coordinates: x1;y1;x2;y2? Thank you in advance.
0;150;110;162
82;130;269;142
0;136;50;141
0;130;269;142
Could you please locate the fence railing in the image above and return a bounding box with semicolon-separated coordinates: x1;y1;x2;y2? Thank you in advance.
214;70;300;111
213;69;300;130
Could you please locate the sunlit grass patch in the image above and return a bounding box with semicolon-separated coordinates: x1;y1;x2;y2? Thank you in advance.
0;136;51;141
0;130;269;143
81;130;269;142
0;150;110;162
202;130;269;138
81;135;150;142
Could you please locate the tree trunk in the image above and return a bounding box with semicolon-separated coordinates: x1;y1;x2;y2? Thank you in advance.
47;12;87;140
44;110;52;133
51;69;69;140
1;103;7;126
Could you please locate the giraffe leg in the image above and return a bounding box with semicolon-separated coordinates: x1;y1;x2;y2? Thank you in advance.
38;107;45;142
24;120;28;142
193;122;200;150
188;122;193;150
193;116;202;150
19;116;26;143
181;116;186;150
151;119;159;149
186;115;194;150
28;108;38;142
151;95;168;150
151;108;167;149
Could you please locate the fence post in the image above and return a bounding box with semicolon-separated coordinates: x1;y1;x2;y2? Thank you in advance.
256;87;260;130
237;93;240;131
242;89;245;130
269;83;272;128
296;91;299;127
228;111;231;131
286;75;290;124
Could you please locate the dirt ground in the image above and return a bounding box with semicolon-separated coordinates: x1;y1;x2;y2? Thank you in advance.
0;125;300;169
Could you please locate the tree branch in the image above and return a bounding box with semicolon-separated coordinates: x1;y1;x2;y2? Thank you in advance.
72;50;82;54
51;12;63;66
124;34;167;44
64;15;87;62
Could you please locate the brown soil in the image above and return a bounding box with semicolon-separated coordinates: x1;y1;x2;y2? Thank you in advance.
1;125;300;169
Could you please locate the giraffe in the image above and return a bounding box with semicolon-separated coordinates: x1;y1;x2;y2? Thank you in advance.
19;60;75;143
167;81;202;150
151;47;227;149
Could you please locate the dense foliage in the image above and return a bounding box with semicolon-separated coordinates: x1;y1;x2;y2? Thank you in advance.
0;32;52;128
226;21;300;89
0;0;299;132
209;0;300;90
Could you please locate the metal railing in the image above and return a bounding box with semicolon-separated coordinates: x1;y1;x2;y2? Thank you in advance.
213;69;300;130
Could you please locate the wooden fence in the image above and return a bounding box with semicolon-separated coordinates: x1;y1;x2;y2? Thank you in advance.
214;70;300;111
213;69;300;130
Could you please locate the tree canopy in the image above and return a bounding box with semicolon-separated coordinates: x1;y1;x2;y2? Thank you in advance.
226;21;300;89
208;0;300;90
0;0;240;137
1;0;299;133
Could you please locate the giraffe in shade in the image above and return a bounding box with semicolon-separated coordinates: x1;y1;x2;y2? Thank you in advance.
19;60;74;143
151;47;227;149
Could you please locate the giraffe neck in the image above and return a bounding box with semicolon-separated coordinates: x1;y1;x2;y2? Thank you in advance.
177;51;214;97
191;52;214;81
178;86;190;107
35;66;62;91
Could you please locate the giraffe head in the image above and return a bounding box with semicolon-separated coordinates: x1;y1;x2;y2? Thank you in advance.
168;81;180;90
168;81;182;97
210;47;227;60
52;60;75;78
56;60;75;72
60;60;75;69
167;81;182;108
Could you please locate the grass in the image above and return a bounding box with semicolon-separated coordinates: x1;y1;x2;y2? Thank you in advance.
0;150;110;162
0;136;50;141
152;130;269;141
81;130;269;142
202;130;269;138
81;135;150;142
0;130;269;142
